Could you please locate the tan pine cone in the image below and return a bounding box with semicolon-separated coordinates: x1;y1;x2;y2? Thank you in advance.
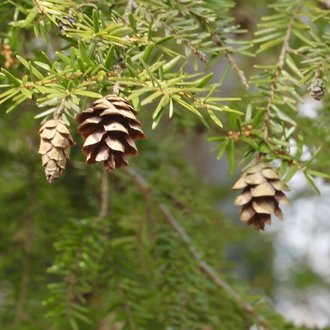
309;78;325;101
232;163;289;230
38;119;74;183
76;94;146;171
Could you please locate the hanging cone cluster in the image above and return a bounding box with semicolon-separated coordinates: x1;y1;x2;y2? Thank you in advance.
76;94;146;171
309;78;325;101
232;163;289;230
38;119;74;183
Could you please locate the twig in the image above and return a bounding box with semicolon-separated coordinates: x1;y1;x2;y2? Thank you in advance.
112;81;121;96
163;21;207;62
171;0;249;84
134;4;207;63
53;96;67;119
224;50;249;90
264;1;303;140
180;0;250;87
212;35;249;89
97;167;109;221
124;167;272;329
23;69;125;92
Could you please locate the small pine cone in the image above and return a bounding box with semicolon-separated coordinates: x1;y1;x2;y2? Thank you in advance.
76;94;146;171
309;78;325;101
232;163;289;230
38;119;74;183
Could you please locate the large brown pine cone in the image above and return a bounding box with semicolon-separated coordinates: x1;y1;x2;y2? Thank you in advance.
76;94;146;171
232;163;289;230
38;119;74;183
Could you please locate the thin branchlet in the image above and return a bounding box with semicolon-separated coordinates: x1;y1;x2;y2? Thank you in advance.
211;35;249;89
264;0;304;139
53;96;67;120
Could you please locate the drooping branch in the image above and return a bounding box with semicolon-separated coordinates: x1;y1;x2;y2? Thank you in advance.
124;167;272;329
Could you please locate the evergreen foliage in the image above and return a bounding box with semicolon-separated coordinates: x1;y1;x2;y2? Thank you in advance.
0;0;330;329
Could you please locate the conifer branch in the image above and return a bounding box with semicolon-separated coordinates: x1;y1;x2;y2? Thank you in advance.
264;1;303;139
162;20;207;62
124;167;272;329
169;0;247;74
134;5;207;63
212;35;249;89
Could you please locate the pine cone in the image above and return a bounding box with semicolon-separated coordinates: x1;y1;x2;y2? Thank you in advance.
232;163;289;230
309;78;325;101
38;119;74;183
76;94;146;171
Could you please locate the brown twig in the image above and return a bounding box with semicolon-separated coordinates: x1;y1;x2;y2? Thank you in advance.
134;4;207;63
97;167;109;221
112;81;121;96
212;35;250;90
170;0;249;85
124;167;272;329
224;50;249;89
53;96;67;120
163;21;207;62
